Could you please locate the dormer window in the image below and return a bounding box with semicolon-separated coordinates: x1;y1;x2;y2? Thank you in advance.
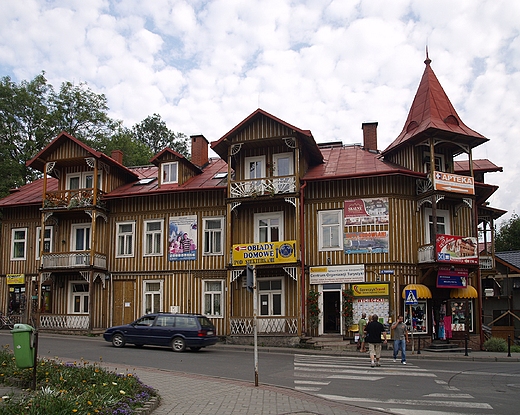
162;162;178;184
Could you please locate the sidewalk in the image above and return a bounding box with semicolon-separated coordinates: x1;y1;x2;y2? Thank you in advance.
1;344;519;414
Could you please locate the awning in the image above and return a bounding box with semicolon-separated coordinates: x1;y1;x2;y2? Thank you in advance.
450;285;478;299
401;284;432;299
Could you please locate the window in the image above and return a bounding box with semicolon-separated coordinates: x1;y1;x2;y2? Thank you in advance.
162;162;178;184
425;208;451;243
143;280;162;315
273;152;293;176
255;212;283;242
404;301;427;334
144;220;163;256
36;226;53;259
203;217;224;255
70;282;89;314
423;152;445;173
66;172;102;190
318;210;342;251
116;221;135;257
203;280;224;317
245;155;265;194
258;279;283;316
11;228;27;260
72;224;91;251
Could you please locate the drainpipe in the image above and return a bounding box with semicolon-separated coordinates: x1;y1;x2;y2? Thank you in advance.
300;180;307;335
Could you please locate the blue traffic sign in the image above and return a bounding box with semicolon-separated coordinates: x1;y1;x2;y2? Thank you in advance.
405;289;418;305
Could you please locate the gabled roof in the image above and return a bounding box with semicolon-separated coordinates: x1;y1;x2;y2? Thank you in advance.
211;108;323;165
303;145;425;181
150;147;202;174
26;131;139;181
383;56;488;155
496;251;520;273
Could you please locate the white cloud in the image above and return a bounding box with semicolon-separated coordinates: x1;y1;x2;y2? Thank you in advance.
0;0;519;223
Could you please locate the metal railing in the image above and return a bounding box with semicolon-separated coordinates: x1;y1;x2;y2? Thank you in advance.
39;314;89;330
230;317;298;334
44;188;104;209
230;176;296;198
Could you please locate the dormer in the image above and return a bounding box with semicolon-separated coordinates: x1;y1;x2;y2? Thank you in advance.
150;146;202;188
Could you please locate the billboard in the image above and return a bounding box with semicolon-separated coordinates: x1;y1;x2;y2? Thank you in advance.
344;231;389;254
168;215;198;261
344;198;389;225
437;267;468;288
436;234;478;265
309;265;365;285
232;241;297;266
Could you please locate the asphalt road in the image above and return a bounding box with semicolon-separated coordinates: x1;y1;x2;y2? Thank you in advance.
1;331;520;414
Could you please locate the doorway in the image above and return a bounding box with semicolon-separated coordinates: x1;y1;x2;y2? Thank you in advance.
322;285;341;334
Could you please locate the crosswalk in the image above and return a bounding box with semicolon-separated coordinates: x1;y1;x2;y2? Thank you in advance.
293;354;493;414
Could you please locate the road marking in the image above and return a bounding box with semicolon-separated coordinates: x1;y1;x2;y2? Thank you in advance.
327;375;384;381
295;386;322;392
294;380;330;385
295;366;437;377
381;409;485;415
316;395;493;410
423;393;474;398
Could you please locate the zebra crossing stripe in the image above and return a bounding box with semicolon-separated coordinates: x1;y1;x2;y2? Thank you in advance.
316;395;493;409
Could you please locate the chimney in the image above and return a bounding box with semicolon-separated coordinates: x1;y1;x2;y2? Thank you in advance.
190;134;209;168
111;149;123;164
362;122;378;151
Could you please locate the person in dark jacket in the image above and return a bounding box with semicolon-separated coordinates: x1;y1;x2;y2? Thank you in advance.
364;314;388;367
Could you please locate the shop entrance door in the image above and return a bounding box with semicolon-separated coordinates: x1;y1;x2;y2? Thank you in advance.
323;285;341;334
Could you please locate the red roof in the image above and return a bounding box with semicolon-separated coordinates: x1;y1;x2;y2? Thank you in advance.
454;159;503;175
0;178;57;208
383;57;488;155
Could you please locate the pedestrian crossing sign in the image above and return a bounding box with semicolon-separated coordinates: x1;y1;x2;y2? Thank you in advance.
405;289;418;305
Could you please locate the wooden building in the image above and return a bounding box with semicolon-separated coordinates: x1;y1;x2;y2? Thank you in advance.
0;57;505;348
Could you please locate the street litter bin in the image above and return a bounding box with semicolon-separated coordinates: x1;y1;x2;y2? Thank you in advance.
11;323;35;368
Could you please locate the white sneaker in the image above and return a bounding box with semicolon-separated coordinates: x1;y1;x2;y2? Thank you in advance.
371;362;375;367
393;359;396;363
402;361;406;365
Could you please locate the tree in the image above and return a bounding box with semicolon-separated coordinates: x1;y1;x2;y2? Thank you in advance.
495;213;520;252
98;123;154;167
132;114;189;157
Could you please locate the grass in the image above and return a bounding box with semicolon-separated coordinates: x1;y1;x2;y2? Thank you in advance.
0;345;158;414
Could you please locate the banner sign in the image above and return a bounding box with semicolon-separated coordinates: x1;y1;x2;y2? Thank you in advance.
310;264;365;285
433;171;475;195
437;267;468;288
352;283;389;297
232;240;297;266
344;231;389;254
168;215;198;261
7;274;25;285
344;198;389;226
436;234;478;264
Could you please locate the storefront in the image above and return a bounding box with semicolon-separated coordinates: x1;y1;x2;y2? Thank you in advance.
6;274;26;315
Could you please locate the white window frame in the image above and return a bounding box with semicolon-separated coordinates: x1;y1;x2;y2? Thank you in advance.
423;152;446;173
425;208;451;243
11;228;28;260
143;219;163;257
318;210;343;251
36;226;53;260
203;217;224;256
258;278;284;316
69;281;89;314
116;221;135;258
254;212;284;243
273;152;294;176
143;280;163;315
66;171;102;190
203;280;224;317
71;224;91;251
161;162;178;184
245;155;265;179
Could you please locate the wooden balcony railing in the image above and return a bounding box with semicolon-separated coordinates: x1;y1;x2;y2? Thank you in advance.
41;252;107;269
230;316;298;334
418;244;435;263
44;189;104;209
479;256;494;270
230;176;296;198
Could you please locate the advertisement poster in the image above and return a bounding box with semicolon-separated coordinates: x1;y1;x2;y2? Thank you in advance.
344;198;389;226
309;264;365;285
353;298;389;325
433;171;475;195
352;283;389;297
168;215;198;261
436;234;478;264
437;267;468;288
344;231;389;254
232;241;297;266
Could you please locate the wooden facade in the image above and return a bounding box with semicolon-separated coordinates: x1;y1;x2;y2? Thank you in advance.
0;58;505;348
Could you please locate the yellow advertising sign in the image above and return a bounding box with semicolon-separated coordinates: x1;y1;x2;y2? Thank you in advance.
232;241;297;266
7;274;25;285
352;283;389;297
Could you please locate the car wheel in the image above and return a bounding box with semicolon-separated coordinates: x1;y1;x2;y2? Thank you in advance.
171;337;186;352
190;347;201;352
112;333;126;348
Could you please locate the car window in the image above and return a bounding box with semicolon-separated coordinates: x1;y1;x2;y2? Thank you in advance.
134;316;156;326
175;316;197;329
197;316;214;329
155;316;175;327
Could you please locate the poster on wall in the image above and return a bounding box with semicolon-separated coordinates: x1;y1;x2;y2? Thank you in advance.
353;298;390;325
436;234;478;265
344;198;389;225
437;267;468;288
168;215;198;261
344;231;389;254
309;264;365;285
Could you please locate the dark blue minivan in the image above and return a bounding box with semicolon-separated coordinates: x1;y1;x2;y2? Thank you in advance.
103;313;218;352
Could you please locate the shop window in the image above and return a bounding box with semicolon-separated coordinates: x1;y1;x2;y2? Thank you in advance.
404;301;428;334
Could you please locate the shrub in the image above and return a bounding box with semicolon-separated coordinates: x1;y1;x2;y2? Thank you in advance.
483;337;507;352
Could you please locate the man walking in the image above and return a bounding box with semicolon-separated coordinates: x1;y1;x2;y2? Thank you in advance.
364;314;387;367
358;313;367;353
391;315;409;364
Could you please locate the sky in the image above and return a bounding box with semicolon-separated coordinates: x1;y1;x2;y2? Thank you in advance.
1;0;519;225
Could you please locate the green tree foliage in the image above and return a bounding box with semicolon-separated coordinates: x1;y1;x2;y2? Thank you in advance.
98;123;154;167
495;213;520;252
132;113;189;157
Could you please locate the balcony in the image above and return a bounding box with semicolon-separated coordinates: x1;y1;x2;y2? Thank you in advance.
418;244;435;263
44;189;104;209
230;176;296;198
41;252;107;269
479;256;494;270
